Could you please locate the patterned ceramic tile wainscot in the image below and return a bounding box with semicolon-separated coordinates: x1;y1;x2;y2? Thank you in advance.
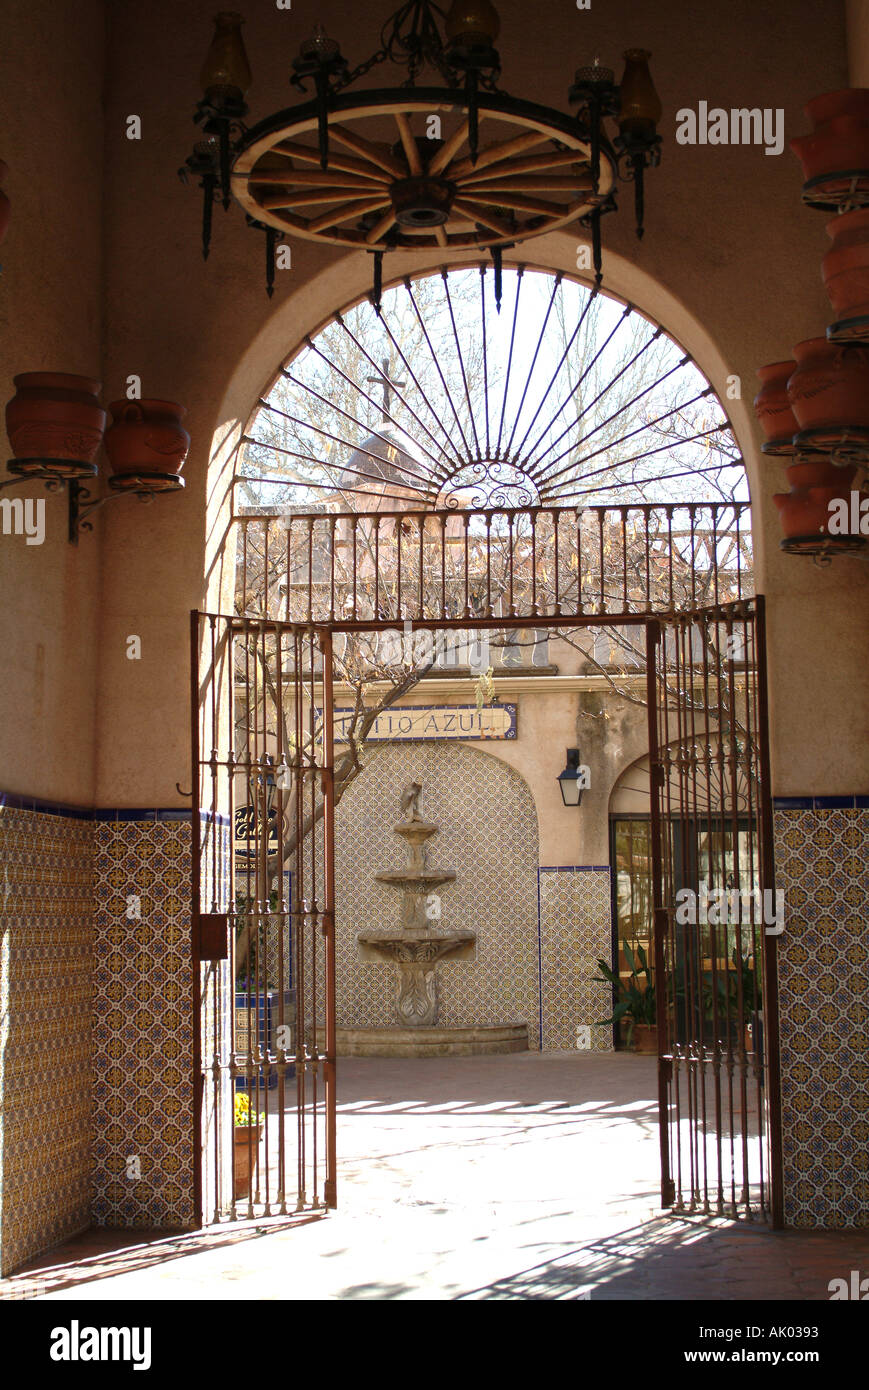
0;808;93;1275
91;819;195;1228
774;805;869;1228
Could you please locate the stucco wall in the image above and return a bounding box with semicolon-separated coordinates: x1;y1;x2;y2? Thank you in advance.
0;0;105;804
63;0;862;812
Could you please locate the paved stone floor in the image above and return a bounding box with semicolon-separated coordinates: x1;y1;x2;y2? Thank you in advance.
4;1054;869;1301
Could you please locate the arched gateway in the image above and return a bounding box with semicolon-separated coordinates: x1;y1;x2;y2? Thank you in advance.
192;265;781;1231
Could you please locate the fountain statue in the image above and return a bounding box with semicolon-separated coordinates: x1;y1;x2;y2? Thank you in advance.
357;782;475;1027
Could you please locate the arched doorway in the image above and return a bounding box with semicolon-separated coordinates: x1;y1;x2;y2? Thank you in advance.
192;262;779;1229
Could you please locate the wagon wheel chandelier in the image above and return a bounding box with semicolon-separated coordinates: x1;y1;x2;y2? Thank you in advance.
180;3;663;301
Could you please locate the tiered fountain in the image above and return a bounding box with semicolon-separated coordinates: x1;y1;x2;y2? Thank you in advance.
340;782;528;1057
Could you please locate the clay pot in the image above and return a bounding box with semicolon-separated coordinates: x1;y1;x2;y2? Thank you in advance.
5;371;106;463
631;1023;658;1056
790;89;869;182
753;360;798;444
232;1123;263;1200
0;160;9;247
824;207;869;322
785;457;856;490
104;399;190;476
773;485;848;540
786;338;869;431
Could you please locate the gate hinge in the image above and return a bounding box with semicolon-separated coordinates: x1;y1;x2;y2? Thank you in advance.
194;912;228;961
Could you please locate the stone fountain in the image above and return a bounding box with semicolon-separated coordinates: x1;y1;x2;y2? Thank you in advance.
357;782;475;1027
337;782;527;1056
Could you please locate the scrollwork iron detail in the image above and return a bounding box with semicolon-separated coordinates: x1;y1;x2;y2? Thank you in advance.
439;460;540;511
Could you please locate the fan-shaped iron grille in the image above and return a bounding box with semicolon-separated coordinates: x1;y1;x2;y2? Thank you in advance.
237;266;747;517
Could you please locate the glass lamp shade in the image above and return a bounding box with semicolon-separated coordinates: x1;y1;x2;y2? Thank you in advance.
618;48;662;136
558;749;584;806
200;11;252;103
298;23;341;63
445;0;501;46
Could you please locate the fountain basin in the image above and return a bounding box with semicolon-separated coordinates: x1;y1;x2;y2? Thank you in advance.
374;869;456;892
358;929;475;963
329;1023;529;1057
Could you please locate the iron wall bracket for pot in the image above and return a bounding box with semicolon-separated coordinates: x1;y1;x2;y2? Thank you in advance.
828;313;869;346
69;471;185;544
792;425;869;466
801;169;869;212
2;458;183;544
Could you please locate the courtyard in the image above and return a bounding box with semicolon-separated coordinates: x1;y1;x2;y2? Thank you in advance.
5;1054;868;1303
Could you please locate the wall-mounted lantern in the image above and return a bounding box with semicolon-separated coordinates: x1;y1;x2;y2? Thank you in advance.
557;747;589;807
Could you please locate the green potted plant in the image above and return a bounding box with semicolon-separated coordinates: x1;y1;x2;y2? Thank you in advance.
700;949;761;1054
593;939;657;1054
233;1091;264;1201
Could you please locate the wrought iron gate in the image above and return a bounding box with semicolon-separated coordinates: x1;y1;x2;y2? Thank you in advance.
191;611;336;1223
646;598;783;1225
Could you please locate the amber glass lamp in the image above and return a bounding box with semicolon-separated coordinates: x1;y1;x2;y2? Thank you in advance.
617;49;662;138
445;0;501;47
200;11;252;106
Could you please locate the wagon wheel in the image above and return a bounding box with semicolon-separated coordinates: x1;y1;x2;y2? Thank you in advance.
231;88;615;251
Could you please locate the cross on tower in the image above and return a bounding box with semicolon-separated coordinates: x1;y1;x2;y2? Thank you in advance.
366;356;407;423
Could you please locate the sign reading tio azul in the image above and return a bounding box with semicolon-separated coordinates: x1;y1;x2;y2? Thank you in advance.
332;703;517;742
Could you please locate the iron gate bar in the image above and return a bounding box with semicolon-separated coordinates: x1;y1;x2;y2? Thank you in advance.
645;599;781;1225
192;611;336;1225
755;596;784;1229
235;502;753;628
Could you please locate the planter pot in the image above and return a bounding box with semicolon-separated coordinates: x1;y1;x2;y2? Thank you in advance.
785;457;856;489
0;160;9;247
5;371;106;463
787;338;869;431
790;89;869;182
824;207;869;321
773;484;850;539
753;360;798;444
631;1023;658;1055
104;398;190;476
232;1122;263;1200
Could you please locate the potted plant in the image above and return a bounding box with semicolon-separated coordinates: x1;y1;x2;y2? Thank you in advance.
593;939;657;1053
233;1091;264;1201
700;950;761;1055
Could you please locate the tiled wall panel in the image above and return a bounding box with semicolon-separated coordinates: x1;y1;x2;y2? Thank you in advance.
774;805;869;1228
91;820;195;1227
539;868;613;1052
0;808;92;1275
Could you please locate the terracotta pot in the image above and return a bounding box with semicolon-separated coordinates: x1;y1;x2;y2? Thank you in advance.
773;485;849;540
105;398;190;476
790;89;869;182
5;371;106;463
232;1122;263;1200
753;360;798;444
632;1023;658;1055
785;457;856;489
0;160;10;247
786;338;869;431
824;207;869;322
